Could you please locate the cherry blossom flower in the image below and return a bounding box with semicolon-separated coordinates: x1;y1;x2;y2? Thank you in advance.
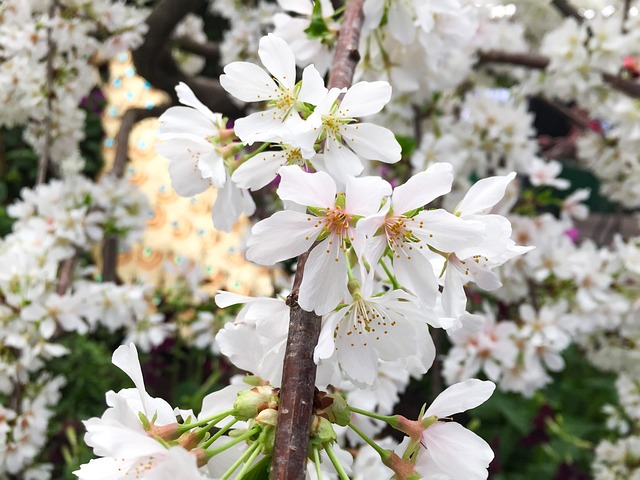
158;82;230;194
219;33;327;145
357;162;484;308
412;379;496;480
296;81;402;180
314;284;436;387
246;166;391;314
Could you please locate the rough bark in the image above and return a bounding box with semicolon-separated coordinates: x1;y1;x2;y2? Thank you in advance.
270;1;366;478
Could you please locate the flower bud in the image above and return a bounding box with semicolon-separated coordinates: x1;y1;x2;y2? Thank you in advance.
316;392;350;426
309;415;337;445
255;408;278;427
147;422;181;441
233;385;279;420
178;428;208;450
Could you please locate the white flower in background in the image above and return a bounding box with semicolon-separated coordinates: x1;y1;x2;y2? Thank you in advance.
273;0;336;75
246;166;391;315
158;82;230;193
411;379;496;480
443;306;518;385
220;33;327;144
526;157;570;190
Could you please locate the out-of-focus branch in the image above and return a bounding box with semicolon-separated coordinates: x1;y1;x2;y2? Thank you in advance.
271;1;366;478
132;0;243;117
56;255;77;295
37;0;58;186
551;0;584;23
174;36;220;60
478;50;640;100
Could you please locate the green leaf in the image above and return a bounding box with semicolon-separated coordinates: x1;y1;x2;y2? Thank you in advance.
304;1;331;40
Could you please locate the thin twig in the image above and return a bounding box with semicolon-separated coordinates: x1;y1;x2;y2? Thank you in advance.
37;0;58;185
271;1;366;478
479;50;640;100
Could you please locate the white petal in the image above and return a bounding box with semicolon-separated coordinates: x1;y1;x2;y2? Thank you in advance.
323;135;364;179
158;106;218;138
457;172;517;216
425;379;496;417
422;422;494;480
259;34;297;89
298;238;349;315
175;82;218;123
393;249;438;308
413;210;484;253
220;62;278;102
391;163;453;214
441;262;468;319
345;176;391;216
277;165;336;207
112;344;151;416
343;123;401;163
299;65;328;104
246;210;319;264
233;109;285;145
232;151;283;190
338;81;392;117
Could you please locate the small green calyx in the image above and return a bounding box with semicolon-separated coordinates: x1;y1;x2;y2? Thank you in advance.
316;392;351;427
233;385;279;421
421;415;438;429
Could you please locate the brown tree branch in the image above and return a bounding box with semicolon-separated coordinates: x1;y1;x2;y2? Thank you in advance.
551;0;584;23
271;1;366;478
478;49;640;100
132;0;243;118
174;36;220;60
37;0;58;186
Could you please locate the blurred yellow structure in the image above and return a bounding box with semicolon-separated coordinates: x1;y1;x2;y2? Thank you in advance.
100;51;273;296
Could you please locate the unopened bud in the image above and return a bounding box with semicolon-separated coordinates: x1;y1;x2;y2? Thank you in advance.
233;385;279;420
316;392;350;426
178;428;208;450
310;415;337;445
255;408;278;427
147;422;181;441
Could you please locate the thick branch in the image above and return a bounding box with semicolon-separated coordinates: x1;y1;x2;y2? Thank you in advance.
174;36;220;60
551;0;584;23
271;1;366;479
132;0;243;117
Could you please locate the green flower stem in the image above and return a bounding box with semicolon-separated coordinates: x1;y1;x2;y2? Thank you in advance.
201;418;239;449
312;446;323;480
241;142;269;162
178;408;234;433
323;442;350;480
349;405;396;424
206;427;259;458
347;421;390;461
380;259;401;289
219;440;261;480
234;442;264;479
